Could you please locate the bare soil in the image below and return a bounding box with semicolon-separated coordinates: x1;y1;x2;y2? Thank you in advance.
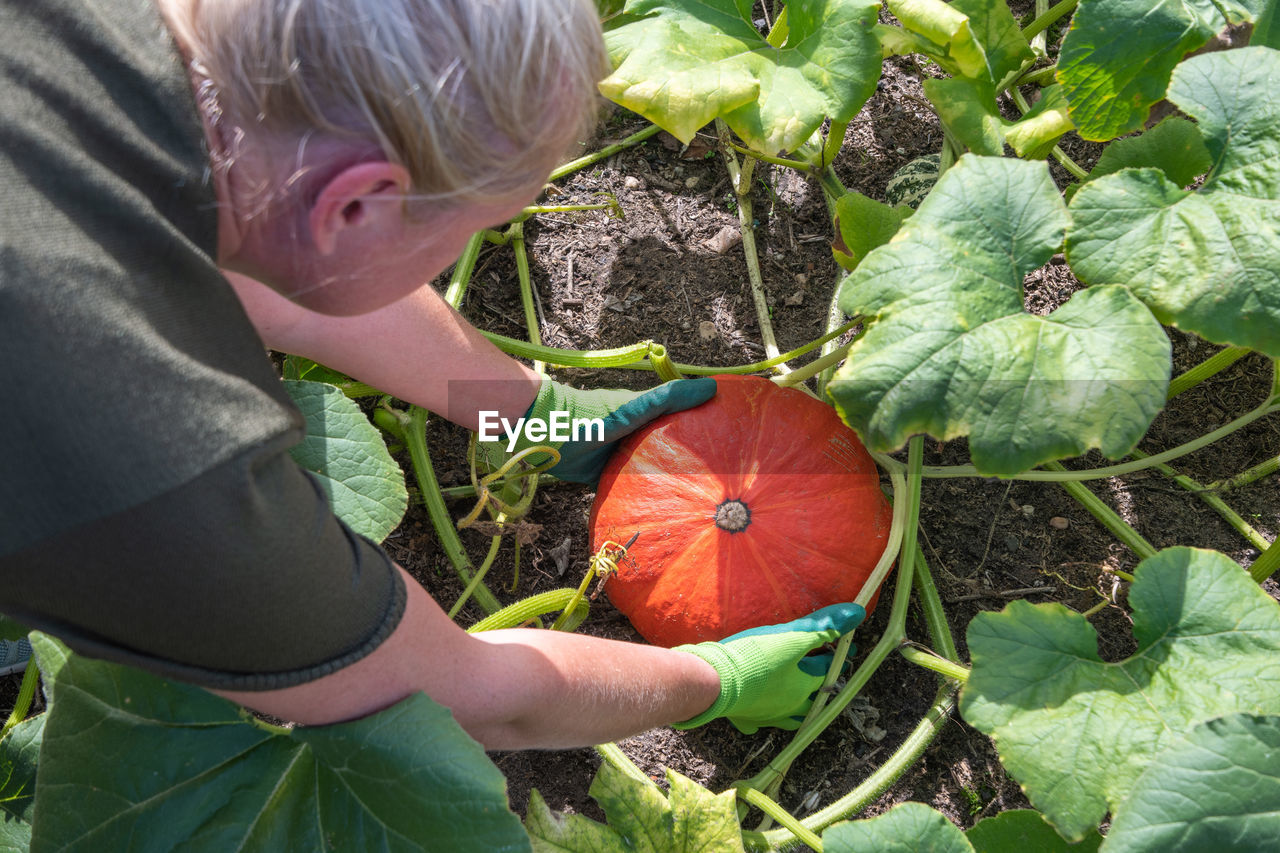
5;8;1276;842
373;41;1280;836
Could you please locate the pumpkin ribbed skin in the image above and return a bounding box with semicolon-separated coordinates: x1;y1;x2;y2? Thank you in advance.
590;374;892;647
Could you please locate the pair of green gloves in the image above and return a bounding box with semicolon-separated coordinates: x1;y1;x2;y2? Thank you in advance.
502;378;867;733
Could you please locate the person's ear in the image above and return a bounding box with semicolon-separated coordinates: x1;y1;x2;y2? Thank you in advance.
309;162;413;255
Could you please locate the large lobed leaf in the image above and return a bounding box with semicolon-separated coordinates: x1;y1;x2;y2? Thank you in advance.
1067;47;1280;357
0;715;42;853
526;759;744;852
829;155;1170;476
1104;713;1280;852
1057;0;1269;140
824;804;1102;852
961;547;1280;842
284;379;407;543
28;635;528;852
599;0;881;153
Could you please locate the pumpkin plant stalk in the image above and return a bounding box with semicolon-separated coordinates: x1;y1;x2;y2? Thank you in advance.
735;785;823;852
648;343;684;382
466;588;589;633
398;406;503;614
510;221;545;374
0;656;39;740
1044;461;1158;561
717;119;787;372
772;341;855;389
922;396;1280;481
1210;453;1280;493
1249;536;1280;584
478;332;656;368
448;533;504;618
547;122;662;182
788;456;911;743
745;685;961;850
1167;345;1252;399
1022;0;1078;42
749;440;924;798
898;644;970;681
1128;450;1269;551
479;320;861;375
728;141;813;171
443;231;486;307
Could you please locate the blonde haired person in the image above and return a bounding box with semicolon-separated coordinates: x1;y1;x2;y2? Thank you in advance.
1;0;859;781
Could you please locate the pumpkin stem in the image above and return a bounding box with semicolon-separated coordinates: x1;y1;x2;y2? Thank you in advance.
714;499;752;533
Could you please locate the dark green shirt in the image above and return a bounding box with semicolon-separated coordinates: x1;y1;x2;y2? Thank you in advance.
0;0;405;689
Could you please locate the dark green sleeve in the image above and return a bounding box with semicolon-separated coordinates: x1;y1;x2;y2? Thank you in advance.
0;432;407;691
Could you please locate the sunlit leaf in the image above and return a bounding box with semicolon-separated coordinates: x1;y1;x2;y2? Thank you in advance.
962;547;1280;841
600;0;881;153
527;760;745;852
824;802;971;852
1057;0;1268;140
1083;117;1212;189
284;380;407;543
829;155;1170;476
1067;48;1280;356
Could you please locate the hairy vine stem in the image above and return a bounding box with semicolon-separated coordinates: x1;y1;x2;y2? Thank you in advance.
548;123;663;182
717;119;788;372
1022;0;1078;43
922;398;1280;481
1128;449;1270;552
1044;461;1158;561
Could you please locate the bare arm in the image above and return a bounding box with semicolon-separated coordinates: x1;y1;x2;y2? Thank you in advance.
226;271;541;430
214;565;722;749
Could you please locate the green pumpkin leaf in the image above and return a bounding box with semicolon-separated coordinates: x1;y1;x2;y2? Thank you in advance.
1067;48;1280;357
885;0;989;80
527;760;744;852
966;810;1101;852
1084;117;1213;188
831;191;913;272
1105;713;1280;853
1003;85;1073;161
829;155;1170;476
0;715;43;853
599;0;882;153
823;802;972;852
1057;0;1268;140
284;379;407;543
1256;0;1280;47
923;76;1004;156
28;634;528;852
948;0;1034;86
961;547;1280;842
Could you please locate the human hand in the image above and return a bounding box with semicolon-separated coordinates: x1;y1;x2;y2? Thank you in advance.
499;377;717;485
670;603;866;734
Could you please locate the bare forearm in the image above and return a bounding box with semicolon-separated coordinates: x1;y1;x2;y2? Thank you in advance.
466;628;721;749
214;567;721;750
226;272;541;429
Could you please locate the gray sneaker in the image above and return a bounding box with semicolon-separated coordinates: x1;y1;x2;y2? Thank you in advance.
0;638;32;677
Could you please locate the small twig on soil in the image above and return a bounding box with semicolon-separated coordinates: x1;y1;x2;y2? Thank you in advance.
945;586;1058;603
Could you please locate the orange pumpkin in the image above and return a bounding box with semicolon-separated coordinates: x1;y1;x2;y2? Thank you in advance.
590;374;892;647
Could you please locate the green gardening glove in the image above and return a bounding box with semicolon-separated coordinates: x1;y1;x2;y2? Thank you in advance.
500;377;717;485
672;603;866;734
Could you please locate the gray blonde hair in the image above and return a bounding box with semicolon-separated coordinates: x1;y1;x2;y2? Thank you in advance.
170;0;608;206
